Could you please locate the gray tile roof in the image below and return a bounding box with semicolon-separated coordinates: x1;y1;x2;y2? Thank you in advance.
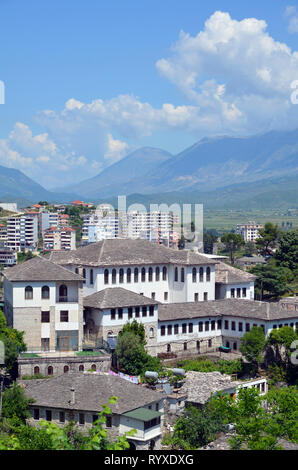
46;239;218;268
83;287;160;309
158;299;298;322
21;372;164;414
4;256;83;282
215;261;256;284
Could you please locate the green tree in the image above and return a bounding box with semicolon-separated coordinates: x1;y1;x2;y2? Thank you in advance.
1;382;33;425
221;233;245;265
203;231;218;254
0;310;26;372
249;262;292;299
274;229;298;274
240;326;266;373
119;320;146;345
267;326;298;367
256;222;280;257
244;241;257;257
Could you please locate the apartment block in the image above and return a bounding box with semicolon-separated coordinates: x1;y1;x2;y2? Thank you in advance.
6;214;38;252
43;227;76;251
236;221;263;242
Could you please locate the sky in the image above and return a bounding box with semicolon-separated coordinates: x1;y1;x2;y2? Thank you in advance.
0;0;298;189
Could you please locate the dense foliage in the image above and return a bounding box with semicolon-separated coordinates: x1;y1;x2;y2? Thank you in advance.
177;358;243;375
221;233;245;264
0;310;26;372
240;326;266;373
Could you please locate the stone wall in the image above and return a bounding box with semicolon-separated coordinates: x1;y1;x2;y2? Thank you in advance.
156;335;222;359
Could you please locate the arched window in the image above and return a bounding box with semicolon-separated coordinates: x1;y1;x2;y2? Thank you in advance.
75;267;79;274
141;267;146;282
91;364;96;371
112;269;117;284
90;269;94;285
34;366;40;375
162;266;167;281
148;267;153;282
199;267;204;282
127;268;131;283
41;285;49;299
155;267;160;282
119;268;124;284
25;286;33;300
174;267;178;282
63;365;69;373
59;285;67;302
206;267;211;282
104;269;109;285
82;268;86;284
79;365;84;372
149;328;154;338
48;366;53;376
134;268;139;283
192;268;197;283
181;268;185;283
167;344;171;352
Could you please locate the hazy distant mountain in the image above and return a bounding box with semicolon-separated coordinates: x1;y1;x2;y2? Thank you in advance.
61;147;172;199
0;165;80;205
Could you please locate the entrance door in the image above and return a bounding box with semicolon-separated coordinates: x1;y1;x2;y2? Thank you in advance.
59;336;69;352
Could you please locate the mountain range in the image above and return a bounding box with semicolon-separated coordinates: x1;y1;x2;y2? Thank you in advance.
0;128;297;209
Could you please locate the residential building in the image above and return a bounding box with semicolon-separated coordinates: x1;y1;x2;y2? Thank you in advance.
0;224;8;244
4;256;84;352
40;211;59;236
43;226;76;251
0;248;17;266
22;372;165;450
236;221;263;242
6;214;38;252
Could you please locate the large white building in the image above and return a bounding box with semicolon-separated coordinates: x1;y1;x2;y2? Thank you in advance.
6;214;39;252
236;221;264;242
43;226;76;251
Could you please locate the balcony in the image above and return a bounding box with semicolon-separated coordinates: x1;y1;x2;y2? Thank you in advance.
57;296;78;303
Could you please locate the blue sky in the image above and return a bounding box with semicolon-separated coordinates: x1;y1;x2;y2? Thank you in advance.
0;0;298;188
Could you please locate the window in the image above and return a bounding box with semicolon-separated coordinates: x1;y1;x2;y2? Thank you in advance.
34;366;40;375
181;268;185;282
90;269;94;285
151;292;155;300
149;328;154;338
41;338;49;351
141;267;146;282
106;416;112;428
112;269;117;284
206;267;211;282
208;339;212;348
231;321;236;331
142;306;147;317
82;268;86;283
205;321;209;331
75;268;79;274
111;309;116;320
242;288;247;298
60;311;69;322
197;341;200;350
25;285;33;300
217;320;222;329
92;415;98;424
149;267;153;282
127;268;131;283
59;411;65;423
155;267;160;281
64;365;69;373
199;267;204;282
162;266;167;281
204;292;208;301
174;267;178;282
237;288;241;298
161;326;166;336
246;323;250;332
225;320;229;330
104;269;109;285
134;268;139;283
231;288;235;298
273;324;277;329
34;409;39;420
168;325;172;335
118;308;123;320
79;413;85;425
79;365;84;372
233;342;237;350
164;292;168;301
194;293;198;302
41;285;49;299
91;364;96;371
182;323;187;334
192;267;197;283
128;307;133;319
211;321;215;331
155;403;159;411
239;322;243;332
59;284;67;302
119;268;124;284
46;410;52;422
184;342;187;350
41;311;50;323
199;322;203;332
149;305;154;316
135;307;140;318
174;324;179;334
189;323;193;333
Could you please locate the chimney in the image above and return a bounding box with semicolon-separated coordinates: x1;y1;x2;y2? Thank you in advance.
70;387;75;405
